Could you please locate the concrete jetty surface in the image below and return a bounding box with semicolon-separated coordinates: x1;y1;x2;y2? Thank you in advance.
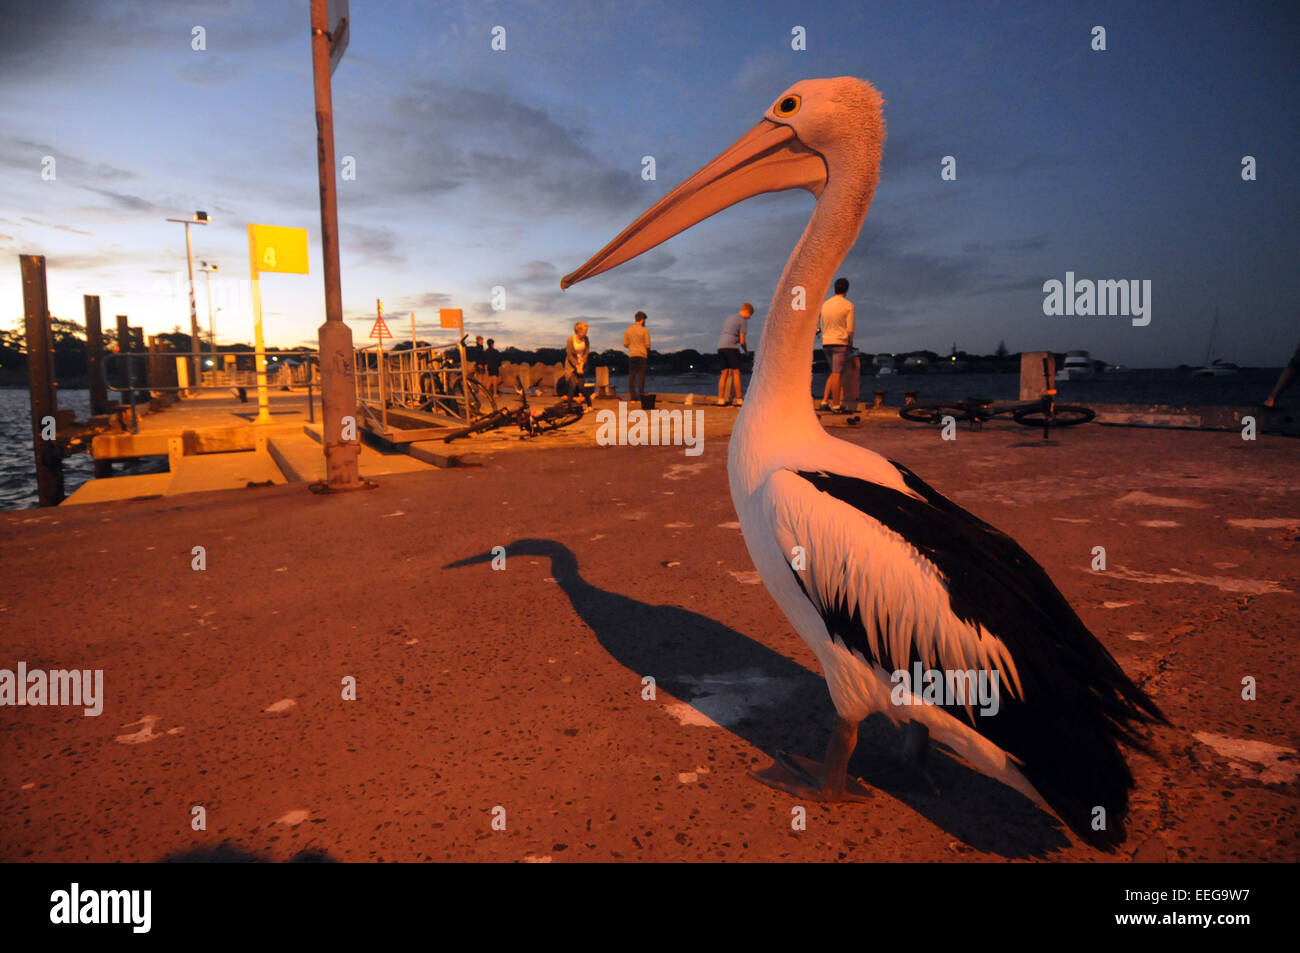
1;410;1297;861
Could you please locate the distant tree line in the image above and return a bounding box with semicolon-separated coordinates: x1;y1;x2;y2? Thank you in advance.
3;315;1038;387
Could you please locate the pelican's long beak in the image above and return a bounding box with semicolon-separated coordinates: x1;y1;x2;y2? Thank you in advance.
561;119;826;289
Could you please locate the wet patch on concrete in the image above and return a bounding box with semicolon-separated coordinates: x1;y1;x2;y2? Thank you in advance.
1116;491;1208;509
1193;732;1299;784
1107;565;1289;595
1227;518;1300;530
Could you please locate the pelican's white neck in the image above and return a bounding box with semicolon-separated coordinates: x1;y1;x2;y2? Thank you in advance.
741;169;876;430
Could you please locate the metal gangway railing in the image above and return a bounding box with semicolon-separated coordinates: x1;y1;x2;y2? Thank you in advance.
101;347;320;433
353;336;487;434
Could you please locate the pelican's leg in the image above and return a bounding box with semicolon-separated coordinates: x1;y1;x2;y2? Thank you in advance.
862;721;944;796
751;715;873;803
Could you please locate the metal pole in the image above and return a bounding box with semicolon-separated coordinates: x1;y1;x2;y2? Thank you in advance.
376;299;388;433
22;255;64;506
457;326;471;424
184;222;200;392
204;267;216;359
250;269;272;424
311;0;362;487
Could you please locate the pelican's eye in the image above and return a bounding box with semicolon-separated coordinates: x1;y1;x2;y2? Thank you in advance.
774;94;801;117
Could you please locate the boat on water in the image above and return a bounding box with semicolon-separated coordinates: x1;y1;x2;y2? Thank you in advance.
1056;350;1095;381
872;355;897;377
1192;308;1238;376
1191;359;1239;377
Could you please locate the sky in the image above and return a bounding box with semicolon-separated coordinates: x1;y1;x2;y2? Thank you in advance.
0;0;1297;366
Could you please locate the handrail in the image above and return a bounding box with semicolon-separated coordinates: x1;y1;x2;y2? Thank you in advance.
100;348;320;433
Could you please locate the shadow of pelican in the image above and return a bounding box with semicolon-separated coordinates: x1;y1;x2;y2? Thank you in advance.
445;538;1071;857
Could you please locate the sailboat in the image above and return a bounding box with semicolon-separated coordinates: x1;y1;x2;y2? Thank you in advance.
1192;309;1239;377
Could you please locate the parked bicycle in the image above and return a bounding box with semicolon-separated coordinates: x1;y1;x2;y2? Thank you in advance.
413;335;496;420
899;358;1095;438
442;378;585;442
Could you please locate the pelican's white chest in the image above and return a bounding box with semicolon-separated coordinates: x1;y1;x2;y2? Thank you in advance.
725;411;897;721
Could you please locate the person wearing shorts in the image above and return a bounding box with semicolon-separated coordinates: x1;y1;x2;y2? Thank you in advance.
717;303;752;405
818;277;855;412
1263;336;1300;409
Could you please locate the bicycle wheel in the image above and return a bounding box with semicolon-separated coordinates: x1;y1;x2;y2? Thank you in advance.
464;378;497;417
443;408;514;442
531;400;584;434
1012;404;1095;429
899;403;972;425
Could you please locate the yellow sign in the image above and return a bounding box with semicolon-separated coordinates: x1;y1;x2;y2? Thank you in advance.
439;308;463;328
247;224;309;274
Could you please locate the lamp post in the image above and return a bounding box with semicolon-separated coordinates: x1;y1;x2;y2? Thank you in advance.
166;210;208;392
310;0;363;487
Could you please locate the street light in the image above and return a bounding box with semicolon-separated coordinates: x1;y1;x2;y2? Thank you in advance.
198;261;219;359
166;210;208;391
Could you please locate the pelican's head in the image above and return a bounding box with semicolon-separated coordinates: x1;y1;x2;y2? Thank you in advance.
562;77;884;289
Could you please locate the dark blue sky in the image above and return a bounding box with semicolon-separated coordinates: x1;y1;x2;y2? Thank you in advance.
1;0;1296;365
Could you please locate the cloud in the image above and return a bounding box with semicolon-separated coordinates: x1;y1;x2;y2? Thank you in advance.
342;223;402;265
0;0;300;79
0;137;136;182
341;79;643;218
79;185;157;212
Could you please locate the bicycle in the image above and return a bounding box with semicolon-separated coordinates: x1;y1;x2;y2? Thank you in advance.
899;358;1095;439
442;378;585;442
413;336;497;420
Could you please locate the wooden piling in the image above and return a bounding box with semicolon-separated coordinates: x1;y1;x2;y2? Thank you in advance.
21;255;64;506
84;294;110;415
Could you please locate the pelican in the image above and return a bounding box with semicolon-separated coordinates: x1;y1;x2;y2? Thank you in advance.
561;77;1165;849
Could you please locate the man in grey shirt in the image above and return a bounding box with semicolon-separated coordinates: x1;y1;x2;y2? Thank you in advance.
716;303;752;406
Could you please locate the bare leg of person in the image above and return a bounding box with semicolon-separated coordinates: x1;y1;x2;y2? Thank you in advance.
1264;365;1298;408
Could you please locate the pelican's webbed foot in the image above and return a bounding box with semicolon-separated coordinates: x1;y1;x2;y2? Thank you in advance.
750;715;873;803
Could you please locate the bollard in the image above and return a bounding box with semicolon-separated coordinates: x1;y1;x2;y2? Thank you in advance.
1020;351;1055;400
903;389;918;406
873;389;886;409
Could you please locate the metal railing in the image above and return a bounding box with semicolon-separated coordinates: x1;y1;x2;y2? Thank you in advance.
353;337;478;430
101;348;320;433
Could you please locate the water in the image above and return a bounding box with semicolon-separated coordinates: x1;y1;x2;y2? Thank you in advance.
0;388;167;510
631;368;1281;407
1;369;1283;509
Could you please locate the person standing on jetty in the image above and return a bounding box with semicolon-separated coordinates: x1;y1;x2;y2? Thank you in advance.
565;321;593;407
483;338;503;399
817;277;855;413
717;302;752;406
623;311;651;401
1262;337;1300;409
466;335;485;382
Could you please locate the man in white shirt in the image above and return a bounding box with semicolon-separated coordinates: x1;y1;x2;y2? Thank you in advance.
817;277;855;412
